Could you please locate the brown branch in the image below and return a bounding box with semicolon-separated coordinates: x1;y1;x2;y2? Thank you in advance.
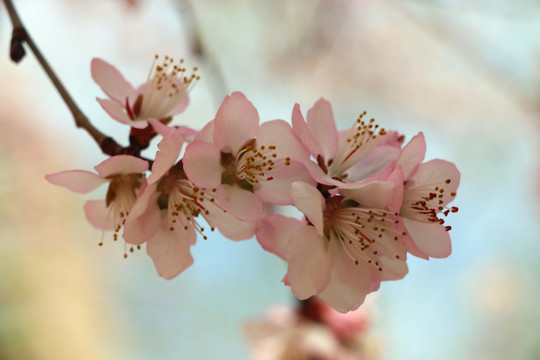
2;0;123;156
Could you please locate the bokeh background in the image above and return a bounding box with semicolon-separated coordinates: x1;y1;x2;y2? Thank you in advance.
1;0;540;359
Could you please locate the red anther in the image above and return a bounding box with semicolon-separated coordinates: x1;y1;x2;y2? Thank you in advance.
429;193;437;199
443;210;450;216
445;226;452;231
266;176;274;181
451;207;459;213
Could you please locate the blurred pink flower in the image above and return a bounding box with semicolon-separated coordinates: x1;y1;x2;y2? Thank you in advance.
45;155;148;251
183;91;313;222
245;299;378;360
92;55;197;129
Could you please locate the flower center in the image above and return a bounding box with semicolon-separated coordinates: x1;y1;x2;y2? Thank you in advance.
324;197;407;271
129;55;199;121
220;140;291;189
159;172;218;240
102;174;143;257
325;112;386;180
401;178;458;231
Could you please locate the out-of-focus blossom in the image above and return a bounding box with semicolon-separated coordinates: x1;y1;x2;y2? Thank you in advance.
183;91;313;222
45;155;148;255
292;99;400;186
124;120;256;279
92;55;197;129
245;298;379;360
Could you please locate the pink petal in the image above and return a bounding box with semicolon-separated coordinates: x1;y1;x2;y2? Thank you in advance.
318;241;375;313
148;118;175;137
397;132;426;180
256;214;304;260
255;161;316;205
257;120;309;161
45;170;107;194
182;141;222;189
379;256;409;281
403;218;452;258
169;94;190;116
123;184;161;245
339;180;395;210
193;120;215;142
94;155;149;178
203;200;257;240
412;159;460;206
84;199;114;230
286;226;333;300
96;98;147;129
291;103;323;157
147;132;184;184
306;98;339;161
346;145;400;181
91;58;135;103
290;181;325;236
213;92;259;155
216;184;264;222
146;222;195;279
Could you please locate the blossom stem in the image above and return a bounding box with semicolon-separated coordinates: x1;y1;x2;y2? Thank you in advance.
2;0;124;156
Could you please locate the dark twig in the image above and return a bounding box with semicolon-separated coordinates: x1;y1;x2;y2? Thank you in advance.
2;0;124;156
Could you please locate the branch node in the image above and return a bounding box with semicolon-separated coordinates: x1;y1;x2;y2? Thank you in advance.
10;27;26;62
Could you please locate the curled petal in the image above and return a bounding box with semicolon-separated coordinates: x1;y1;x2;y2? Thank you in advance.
290;181;325;236
256;214;304;260
214;92;259;154
146;222;195;279
84;199;114;230
216;185;264;222
45;170;107;194
183;141;222;189
95;155;149;178
286;226;333;300
91;58;135;103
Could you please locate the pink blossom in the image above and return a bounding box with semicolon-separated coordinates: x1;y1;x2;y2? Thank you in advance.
91;55;197;129
244;300;378;360
265;181;409;313
384;132;461;259
183;92;313;222
45;155;148;254
123;125;257;279
292;99;401;186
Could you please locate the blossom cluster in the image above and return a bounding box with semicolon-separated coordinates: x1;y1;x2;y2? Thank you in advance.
46;57;460;313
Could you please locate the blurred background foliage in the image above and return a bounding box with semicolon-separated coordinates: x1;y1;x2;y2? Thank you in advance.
1;0;539;359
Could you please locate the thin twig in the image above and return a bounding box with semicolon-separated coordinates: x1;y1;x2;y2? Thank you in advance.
2;0;123;156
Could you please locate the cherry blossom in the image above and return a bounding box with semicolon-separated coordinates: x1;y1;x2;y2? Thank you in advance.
292;99;401;186
123;122;257;279
183;91;313;222
269;181;409;313
45;155;148;255
92;55;198;129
